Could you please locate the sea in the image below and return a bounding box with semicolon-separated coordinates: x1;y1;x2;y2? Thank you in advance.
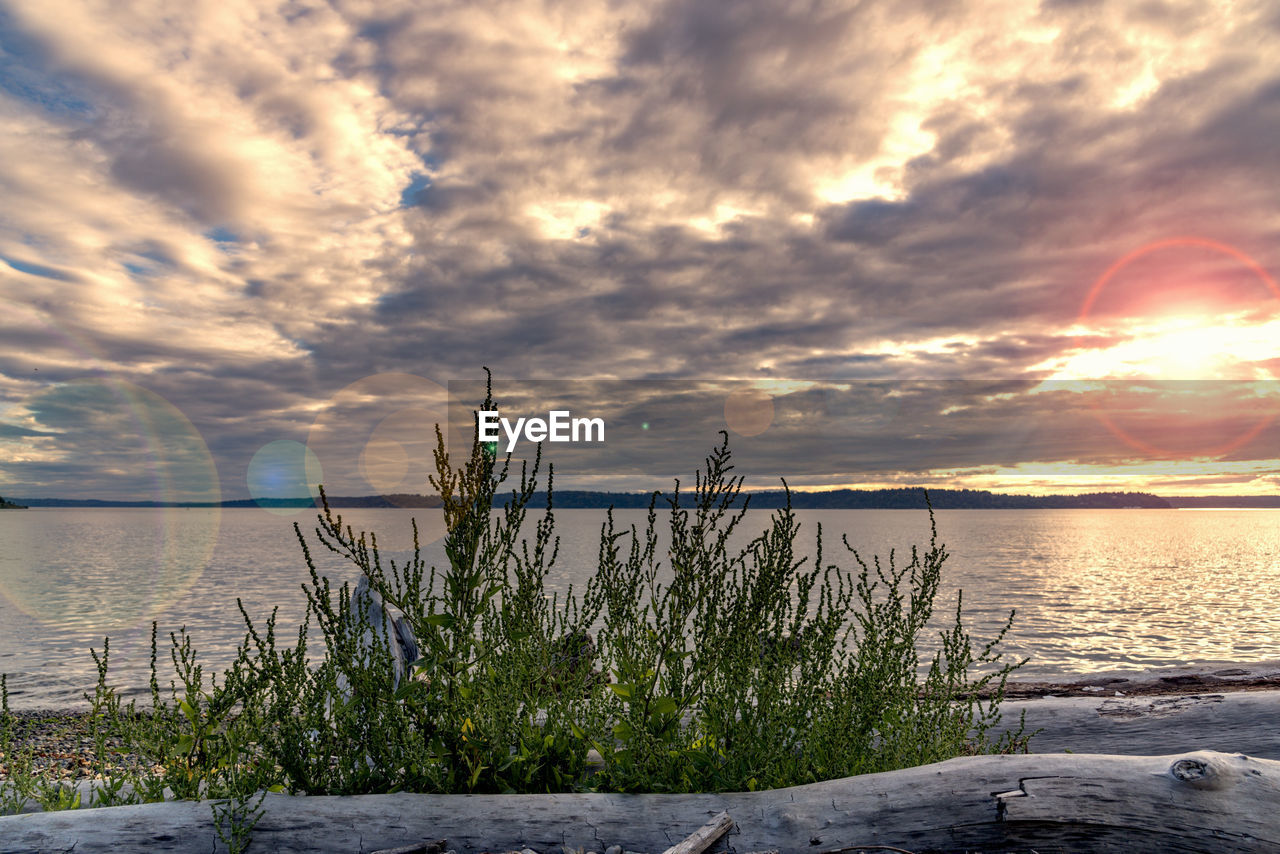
2;506;1279;709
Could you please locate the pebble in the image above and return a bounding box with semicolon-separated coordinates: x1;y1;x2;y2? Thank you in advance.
605;846;622;854
0;710;151;784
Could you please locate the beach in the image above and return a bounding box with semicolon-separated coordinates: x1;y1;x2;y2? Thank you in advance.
6;662;1280;851
6;663;1280;789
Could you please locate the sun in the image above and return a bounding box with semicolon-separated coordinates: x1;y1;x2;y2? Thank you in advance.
1034;236;1280;459
1052;237;1280;383
1041;312;1280;381
1030;306;1280;460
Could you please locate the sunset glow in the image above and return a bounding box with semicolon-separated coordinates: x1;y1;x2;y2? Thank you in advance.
1041;313;1280;381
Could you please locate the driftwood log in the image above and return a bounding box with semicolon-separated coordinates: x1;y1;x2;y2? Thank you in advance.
3;750;1280;853
659;811;733;854
997;690;1280;759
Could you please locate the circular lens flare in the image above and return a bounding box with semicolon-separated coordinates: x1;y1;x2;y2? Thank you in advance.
248;440;320;515
0;378;221;630
1075;237;1280;459
305;373;449;547
724;388;775;437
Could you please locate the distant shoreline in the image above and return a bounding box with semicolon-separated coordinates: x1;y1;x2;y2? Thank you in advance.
11;489;1280;510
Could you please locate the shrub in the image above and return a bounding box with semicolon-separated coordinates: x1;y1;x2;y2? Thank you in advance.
576;437;1025;792
2;374;1028;821
234;374;1026;794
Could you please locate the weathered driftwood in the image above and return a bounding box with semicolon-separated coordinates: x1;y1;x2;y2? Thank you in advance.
660;810;733;854
367;841;446;854
997;690;1280;759
4;750;1280;853
347;575;420;691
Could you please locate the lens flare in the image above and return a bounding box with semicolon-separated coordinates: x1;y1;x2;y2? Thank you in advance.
1072;237;1280;459
724;388;775;437
0;378;221;630
248;439;320;515
306;373;449;547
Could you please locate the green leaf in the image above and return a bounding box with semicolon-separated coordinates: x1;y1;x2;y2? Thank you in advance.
608;682;634;700
422;612;456;629
650;696;678;717
393;680;424;702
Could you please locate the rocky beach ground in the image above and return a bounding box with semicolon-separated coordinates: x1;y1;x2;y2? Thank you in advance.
0;709;157;784
7;668;1280;853
5;663;1280;786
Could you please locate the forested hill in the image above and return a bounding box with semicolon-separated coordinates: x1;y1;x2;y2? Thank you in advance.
515;488;1174;510
7;489;1179;509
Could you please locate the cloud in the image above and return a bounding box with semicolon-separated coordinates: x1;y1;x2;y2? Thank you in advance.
1;0;1279;498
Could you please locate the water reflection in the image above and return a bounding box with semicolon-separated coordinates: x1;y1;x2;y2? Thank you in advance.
2;507;1279;707
0;378;221;627
0;512;219;633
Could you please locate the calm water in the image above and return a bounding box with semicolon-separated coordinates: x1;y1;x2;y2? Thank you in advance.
2;506;1279;709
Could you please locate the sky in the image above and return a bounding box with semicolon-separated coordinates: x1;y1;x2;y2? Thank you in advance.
3;0;1280;502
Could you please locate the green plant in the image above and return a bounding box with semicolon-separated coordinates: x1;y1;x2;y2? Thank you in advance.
88;626;279;848
211;785;267;854
576;436;1025;793
0;676;87;814
8;371;1028;808
254;374;1025;794
246;377;604;795
0;674;25;816
32;778;81;812
82;639;140;808
92;623;268;803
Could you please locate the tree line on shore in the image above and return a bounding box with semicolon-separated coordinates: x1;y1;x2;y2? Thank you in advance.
8;487;1180;509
